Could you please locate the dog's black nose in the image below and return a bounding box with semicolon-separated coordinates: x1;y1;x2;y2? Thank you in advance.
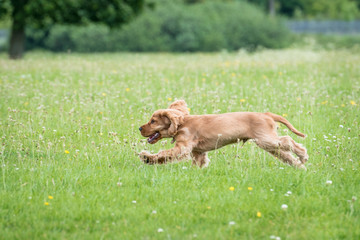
139;127;142;131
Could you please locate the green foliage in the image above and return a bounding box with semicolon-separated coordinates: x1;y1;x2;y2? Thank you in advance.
0;0;144;27
0;0;11;18
297;0;360;20
1;0;144;58
119;1;292;51
246;0;360;20
26;1;291;52
47;25;113;52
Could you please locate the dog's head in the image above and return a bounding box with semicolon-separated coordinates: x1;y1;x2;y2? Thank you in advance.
139;100;189;144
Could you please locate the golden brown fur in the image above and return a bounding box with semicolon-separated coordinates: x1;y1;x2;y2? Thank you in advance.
139;100;308;169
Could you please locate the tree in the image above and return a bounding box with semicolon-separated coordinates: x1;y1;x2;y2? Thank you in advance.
245;0;277;15
269;0;275;16
245;0;360;19
0;0;144;59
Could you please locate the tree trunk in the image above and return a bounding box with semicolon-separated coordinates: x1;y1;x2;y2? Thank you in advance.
9;24;25;59
8;0;27;59
269;0;275;16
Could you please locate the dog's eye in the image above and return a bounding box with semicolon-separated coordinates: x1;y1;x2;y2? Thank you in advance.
151;120;155;124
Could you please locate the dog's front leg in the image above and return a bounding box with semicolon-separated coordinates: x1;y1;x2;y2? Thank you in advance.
139;142;192;165
139;151;157;164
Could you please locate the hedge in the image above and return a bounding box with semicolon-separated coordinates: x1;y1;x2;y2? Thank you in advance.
26;1;292;52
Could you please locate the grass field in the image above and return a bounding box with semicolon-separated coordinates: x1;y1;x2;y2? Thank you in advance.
0;49;359;239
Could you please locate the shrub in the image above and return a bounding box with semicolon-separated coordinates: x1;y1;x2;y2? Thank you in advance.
25;1;292;52
44;25;77;52
119;1;291;52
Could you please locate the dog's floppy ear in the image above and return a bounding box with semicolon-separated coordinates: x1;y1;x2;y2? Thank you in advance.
161;109;184;136
168;100;189;115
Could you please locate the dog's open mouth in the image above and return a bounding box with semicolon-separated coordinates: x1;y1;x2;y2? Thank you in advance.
147;132;160;144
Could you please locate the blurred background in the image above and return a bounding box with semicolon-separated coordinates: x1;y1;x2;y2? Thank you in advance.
0;0;360;59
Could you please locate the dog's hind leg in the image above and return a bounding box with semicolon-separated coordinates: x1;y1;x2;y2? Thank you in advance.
278;136;309;163
268;149;306;170
191;151;210;168
254;137;306;170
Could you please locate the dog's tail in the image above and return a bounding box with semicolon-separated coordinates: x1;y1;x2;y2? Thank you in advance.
265;112;306;138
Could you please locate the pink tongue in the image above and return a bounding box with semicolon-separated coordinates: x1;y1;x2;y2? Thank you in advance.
148;133;159;143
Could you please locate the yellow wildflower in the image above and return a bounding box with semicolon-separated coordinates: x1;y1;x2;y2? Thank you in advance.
102;93;107;96
350;100;356;105
248;187;253;191
202;78;206;82
44;202;49;206
24;102;29;106
282;113;288;117
341;104;345;107
240;99;246;103
188;108;191;112
321;101;328;105
65;150;70;154
257;211;261;218
207;206;211;209
168;97;172;101
279;72;283;76
229;186;235;191
48;195;53;199
126;88;130;92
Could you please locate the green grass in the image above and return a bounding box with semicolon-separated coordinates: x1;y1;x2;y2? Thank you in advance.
295;34;360;51
0;49;359;239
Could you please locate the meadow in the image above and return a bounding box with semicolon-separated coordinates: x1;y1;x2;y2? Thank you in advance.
0;49;359;239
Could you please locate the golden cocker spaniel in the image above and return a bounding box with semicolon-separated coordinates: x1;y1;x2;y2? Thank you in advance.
139;100;308;169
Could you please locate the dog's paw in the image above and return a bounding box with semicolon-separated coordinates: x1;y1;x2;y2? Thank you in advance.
299;153;309;164
296;163;307;171
139;151;154;164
